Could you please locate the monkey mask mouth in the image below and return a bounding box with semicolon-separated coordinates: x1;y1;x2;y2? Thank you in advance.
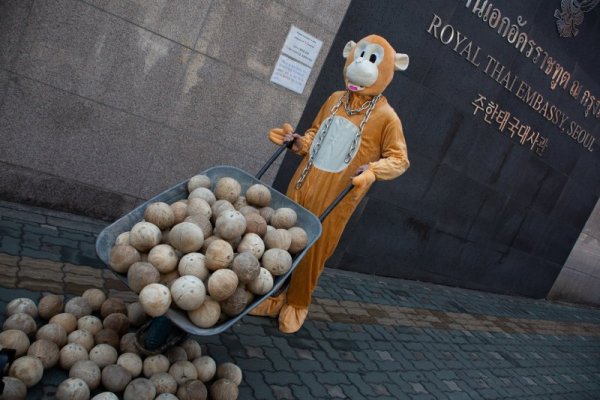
343;35;409;96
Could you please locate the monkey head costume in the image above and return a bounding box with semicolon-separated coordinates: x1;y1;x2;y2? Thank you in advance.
250;34;410;333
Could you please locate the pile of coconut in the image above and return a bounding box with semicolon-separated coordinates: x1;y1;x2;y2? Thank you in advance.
109;175;308;328
0;291;243;400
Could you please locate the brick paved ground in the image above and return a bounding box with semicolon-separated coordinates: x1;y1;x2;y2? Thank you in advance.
1;200;599;399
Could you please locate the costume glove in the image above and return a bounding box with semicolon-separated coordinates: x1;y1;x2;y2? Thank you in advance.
268;123;294;145
351;169;376;188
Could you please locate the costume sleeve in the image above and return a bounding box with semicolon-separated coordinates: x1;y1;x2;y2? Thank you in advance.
368;115;410;180
296;93;342;156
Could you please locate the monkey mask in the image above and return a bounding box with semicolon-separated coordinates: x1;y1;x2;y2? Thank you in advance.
343;34;409;96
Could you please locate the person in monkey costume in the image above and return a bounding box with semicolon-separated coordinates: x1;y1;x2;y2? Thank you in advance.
250;34;410;333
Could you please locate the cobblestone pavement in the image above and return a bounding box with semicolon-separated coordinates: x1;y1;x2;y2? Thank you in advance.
1;200;599;399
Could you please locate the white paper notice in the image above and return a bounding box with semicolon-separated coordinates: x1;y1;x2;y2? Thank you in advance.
270;54;311;94
281;26;323;67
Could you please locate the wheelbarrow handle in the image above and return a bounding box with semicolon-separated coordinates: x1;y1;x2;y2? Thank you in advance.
318;183;354;222
255;141;294;180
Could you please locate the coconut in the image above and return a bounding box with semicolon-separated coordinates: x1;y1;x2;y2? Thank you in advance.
247;268;274;295
103;313;129;336
207;269;238;302
177;379;208;400
148;244;179;273
165;346;188;364
192;356;216;382
244;213;267;237
144;202;175;230
1;376;27;400
168;360;198;385
237;205;260;217
184;214;213;238
210;378;239;400
36;323;67;347
264;228;292;251
261;248;293;276
180;339;202;361
170;275;206;311
187;198;212;220
120;333;140;355
237;233;265;259
271;207;297;229
67;329;95;352
188;174;211;192
288;226;309;254
0;329;29;358
211;200;235;222
231;252;260;283
118;353;143;378
6;298;38;318
3;313;37;336
129;221;162;252
142;354;170;378
115;231;130;246
188;187;216;205
216;362;243;385
77;315;103;336
215;210;246;240
89;344;118;369
59;343;88;370
205;239;234;271
91;393;119;400
259;206;275;223
70;360;101;390
9;356;43;388
245;184;271;207
56;378;89;400
170;201;188;225
81;288;106;312
102;364;132;392
127;261;161;293
123;377;155;400
155;394;178;400
100;298;127;318
178;252;209;280
139;283;171;317
169;222;204;253
233;196;247;210
38;294;64;320
27;339;59;369
150;372;177;394
127;302;148;327
49;314;76;333
188;297;221;328
159;270;181;288
109;244;141;273
214;177;241;203
65;297;92;319
220;286;249;317
94;329;120;349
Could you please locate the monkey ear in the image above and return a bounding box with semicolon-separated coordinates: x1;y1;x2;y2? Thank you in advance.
343;41;356;59
394;53;409;71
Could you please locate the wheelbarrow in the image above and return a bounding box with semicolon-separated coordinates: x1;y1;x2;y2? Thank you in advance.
95;142;354;350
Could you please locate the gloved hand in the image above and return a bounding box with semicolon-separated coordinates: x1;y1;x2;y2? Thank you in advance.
351;168;376;188
268;123;294;145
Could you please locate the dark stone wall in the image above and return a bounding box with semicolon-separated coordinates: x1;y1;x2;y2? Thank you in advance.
273;0;600;298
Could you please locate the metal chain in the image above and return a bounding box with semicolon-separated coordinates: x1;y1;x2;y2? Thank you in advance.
295;91;381;190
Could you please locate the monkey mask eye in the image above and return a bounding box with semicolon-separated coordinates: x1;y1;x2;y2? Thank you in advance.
354;42;384;66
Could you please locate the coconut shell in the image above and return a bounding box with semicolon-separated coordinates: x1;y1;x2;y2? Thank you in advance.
178;252;209;280
102;364;132;393
147;244;179;273
188;297;220;328
100;298;127;318
91;393;119;400
205;239;234;271
28;339;59;369
67;329;95;352
262;248;293;276
246;184;271;207
124;377;156;400
1;376;27;400
180;339;202;361
244;213;267;236
177;379;207;400
211;200;235;223
233;196;248;210
144;202;175;230
264;228;292;251
77;315;103;336
120;332;140;355
216;362;243;385
215;209;246;240
36;323;67;347
0;329;30;357
187;198;212;220
109;244;141;273
214;177;241;203
129;221;162;252
220;286;249;317
169;222;204;253
210;378;239;400
171;201;188;225
56;377;90;400
231;252;260;283
49;312;77;334
127;261;160;293
94;329;120;349
207;269;238;302
166;346;188;364
118;353;143;378
127;302;148;327
139;283;172;317
237;205;260;217
247;268;273;295
159;270;181;288
38;294;64;320
65;297;92;319
59;343;89;370
115;232;130;246
169;361;198;385
288;226;309;254
188;187;216;205
89;343;118;368
271;207;297;229
170;276;206;311
3;313;37;336
103;313;130;336
184;214;213;238
142;354;170;378
6;298;38;318
192;356;216;382
188;174;211;192
9;356;43;388
81;288;107;312
150;372;177;395
70;360;101;390
237;233;265;259
258;206;274;223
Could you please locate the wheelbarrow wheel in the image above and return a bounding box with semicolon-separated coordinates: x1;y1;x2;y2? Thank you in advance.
135;316;187;356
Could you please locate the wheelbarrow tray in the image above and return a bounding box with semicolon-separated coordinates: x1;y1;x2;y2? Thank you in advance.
96;165;322;336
